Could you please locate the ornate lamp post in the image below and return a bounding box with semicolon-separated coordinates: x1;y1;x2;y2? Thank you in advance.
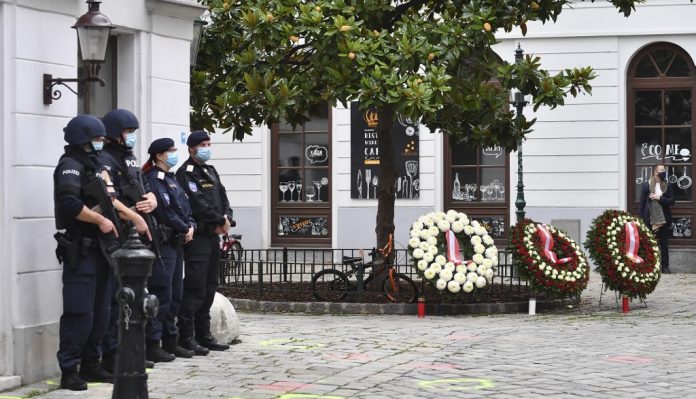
512;44;529;223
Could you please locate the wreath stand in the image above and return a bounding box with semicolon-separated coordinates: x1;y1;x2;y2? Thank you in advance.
598;282;648;311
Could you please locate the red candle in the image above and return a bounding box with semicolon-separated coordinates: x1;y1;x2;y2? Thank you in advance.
622;295;630;313
417;297;425;318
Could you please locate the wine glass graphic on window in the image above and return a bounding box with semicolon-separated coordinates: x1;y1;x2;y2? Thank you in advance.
279;182;288;202
313;180;322;202
287;181;296;202
480;185;488;201
499;185;505;201
296;181;303;202
305;186;315;202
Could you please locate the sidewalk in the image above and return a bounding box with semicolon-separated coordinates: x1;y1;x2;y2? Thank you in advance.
3;273;696;398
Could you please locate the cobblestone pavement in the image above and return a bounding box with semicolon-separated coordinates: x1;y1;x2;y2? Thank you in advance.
3;274;696;399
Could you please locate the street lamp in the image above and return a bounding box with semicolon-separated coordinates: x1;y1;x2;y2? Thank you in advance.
190;16;208;67
43;0;114;105
511;44;530;223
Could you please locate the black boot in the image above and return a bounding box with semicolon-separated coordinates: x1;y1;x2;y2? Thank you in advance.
197;334;230;351
79;358;113;383
146;342;176;363
179;336;209;356
163;335;195;358
60;369;87;391
662;266;671;274
146;360;156;369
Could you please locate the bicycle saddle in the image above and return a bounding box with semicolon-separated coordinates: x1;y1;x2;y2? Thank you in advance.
229;234;242;239
342;256;363;265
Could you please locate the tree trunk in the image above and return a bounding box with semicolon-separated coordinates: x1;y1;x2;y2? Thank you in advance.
370;104;397;290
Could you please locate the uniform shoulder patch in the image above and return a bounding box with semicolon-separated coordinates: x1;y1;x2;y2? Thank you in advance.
186;165;194;172
189;181;198;192
157;171;165;180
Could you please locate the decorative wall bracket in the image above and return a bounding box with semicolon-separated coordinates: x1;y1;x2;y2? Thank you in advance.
43;73;105;105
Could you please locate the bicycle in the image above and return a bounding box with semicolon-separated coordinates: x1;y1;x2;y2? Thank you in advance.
220;231;243;285
310;235;418;303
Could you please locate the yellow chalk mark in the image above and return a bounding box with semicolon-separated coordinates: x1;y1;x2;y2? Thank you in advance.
418;377;495;391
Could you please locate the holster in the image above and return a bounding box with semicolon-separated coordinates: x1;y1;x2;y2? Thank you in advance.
54;232;94;270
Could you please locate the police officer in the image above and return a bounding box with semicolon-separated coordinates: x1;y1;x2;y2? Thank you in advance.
176;131;232;353
54;115;150;391
141;138;197;361
98;109;159;371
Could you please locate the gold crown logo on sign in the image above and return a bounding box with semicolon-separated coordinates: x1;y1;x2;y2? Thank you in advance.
363;109;379;128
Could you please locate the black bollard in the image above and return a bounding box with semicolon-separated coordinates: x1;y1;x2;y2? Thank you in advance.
111;228;159;399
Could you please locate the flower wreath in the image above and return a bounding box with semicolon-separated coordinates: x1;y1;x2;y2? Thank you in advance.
584;210;661;299
510;219;589;297
408;210;498;294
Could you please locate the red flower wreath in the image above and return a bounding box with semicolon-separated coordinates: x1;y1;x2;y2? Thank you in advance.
510;218;590;297
584;210;660;299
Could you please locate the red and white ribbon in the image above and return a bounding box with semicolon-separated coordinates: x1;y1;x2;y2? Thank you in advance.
624;222;644;264
536;224;572;264
446;230;463;265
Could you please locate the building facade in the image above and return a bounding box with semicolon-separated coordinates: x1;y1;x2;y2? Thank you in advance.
0;0;204;386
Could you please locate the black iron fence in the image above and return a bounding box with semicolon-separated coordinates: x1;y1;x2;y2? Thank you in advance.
218;247;531;304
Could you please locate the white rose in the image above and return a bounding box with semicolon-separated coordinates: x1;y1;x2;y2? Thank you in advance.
412;222;424;230
436;255;447;265
477;265;486;275
440;269;453;281
428;246;438;255
410;229;421;238
419;241;430;252
472;254;484;265
408;237;421;248
454;272;467;284
445;214;457;224
539;263;546;271
483;235;494;245
423;252;434;262
475;276;487;288
463;281;474;293
429;226;440;236
565;276;571;281
447;280;461;293
413;248;424;259
430;263;442;274
436;279;447;290
482;259;493;268
471;220;480;228
427;236;438;246
474;244;486;254
420;230;431;240
447;209;458;218
467;262;477;272
471;236;483;246
456;265;467;274
570;277;576;282
435;211;446;220
423;269;436;280
451;221;464;233
474;226;487;236
467;272;478;282
418;216;429;225
461;217;470;226
485;269;494;280
545;270;551;276
621;272;627;278
457;212;467;220
417;260;428;271
444;262;455;271
464;226;475;236
491;256;499;266
437;220;451;232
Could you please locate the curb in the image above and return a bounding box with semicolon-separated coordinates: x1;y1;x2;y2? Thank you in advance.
228;297;568;315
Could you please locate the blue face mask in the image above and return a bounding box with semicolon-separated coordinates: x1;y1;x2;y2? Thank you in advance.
92;141;104;152
165;152;179;168
124;132;137;148
196;147;211;163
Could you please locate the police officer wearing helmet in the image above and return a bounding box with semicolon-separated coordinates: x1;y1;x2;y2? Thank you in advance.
141;138;197;362
175;131;232;353
98;108;159;371
54;115;151;391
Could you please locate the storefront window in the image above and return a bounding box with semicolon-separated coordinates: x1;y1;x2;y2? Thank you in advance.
627;42;696;243
444;138;509;243
272;104;331;246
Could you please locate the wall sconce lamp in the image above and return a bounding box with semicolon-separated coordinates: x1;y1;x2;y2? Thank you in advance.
43;0;114;105
190;16;207;67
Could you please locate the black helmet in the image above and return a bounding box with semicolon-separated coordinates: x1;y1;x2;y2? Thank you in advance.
102;109;140;139
63;115;106;145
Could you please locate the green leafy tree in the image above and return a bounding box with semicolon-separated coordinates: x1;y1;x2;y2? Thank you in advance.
191;0;641;256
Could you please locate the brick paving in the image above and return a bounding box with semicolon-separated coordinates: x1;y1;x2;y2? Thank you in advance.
3;273;696;398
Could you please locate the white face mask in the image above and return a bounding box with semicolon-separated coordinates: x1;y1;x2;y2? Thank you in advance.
92;141;104;152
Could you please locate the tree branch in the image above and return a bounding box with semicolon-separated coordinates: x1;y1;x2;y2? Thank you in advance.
384;0;431;30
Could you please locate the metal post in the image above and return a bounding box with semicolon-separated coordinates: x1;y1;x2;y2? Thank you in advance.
513;44;527;224
111;229;158;399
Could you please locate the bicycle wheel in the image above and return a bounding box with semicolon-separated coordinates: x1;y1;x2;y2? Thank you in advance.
227;241;243;269
311;269;350;301
383;272;418;303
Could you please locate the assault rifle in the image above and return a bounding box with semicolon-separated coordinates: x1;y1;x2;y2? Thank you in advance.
84;170;127;267
121;170;163;265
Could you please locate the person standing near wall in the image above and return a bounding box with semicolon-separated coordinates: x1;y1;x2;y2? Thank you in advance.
141;138;197;361
98;109;159;371
176;131;233;353
54;115;150;391
639;163;675;274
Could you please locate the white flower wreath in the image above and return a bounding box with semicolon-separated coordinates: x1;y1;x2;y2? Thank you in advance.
409;210;498;294
605;214;660;288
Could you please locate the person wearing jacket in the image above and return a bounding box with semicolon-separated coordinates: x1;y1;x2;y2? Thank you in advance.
175;131;232;353
639;163;675;274
142;138;198;361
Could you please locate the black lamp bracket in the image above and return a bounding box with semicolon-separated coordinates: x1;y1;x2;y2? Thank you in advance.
43;73;106;105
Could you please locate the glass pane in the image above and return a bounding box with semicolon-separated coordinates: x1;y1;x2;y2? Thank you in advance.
305;133;329;167
480;168;505;202
672;217;693;239
450;168;477;201
635;128;662;163
305;169;330;202
634;165;653;202
278;169;302;203
634;91;662;126
451;141;477;166
277;215;329;237
635;55;659;78
669;165;693;201
478;216;506;239
665;90;692;125
278;134;302;167
665;127;692;163
278;120;297;133
480;145;505;166
652;49;675;74
667;55;691;77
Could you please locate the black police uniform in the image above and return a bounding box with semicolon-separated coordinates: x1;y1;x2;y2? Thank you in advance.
54;146;114;387
145;164;196;355
176;153;233;350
